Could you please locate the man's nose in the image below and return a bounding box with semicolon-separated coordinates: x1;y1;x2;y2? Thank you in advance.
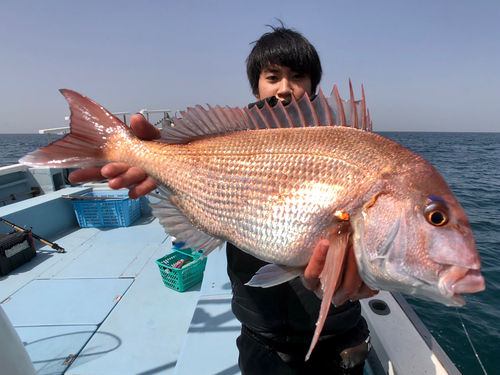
277;79;292;100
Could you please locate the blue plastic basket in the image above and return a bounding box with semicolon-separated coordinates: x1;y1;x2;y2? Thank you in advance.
71;191;141;228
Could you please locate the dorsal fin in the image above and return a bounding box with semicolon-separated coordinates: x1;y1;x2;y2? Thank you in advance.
361;85;367;131
297;94;320;126
349;79;358;128
249;102;273;129
327;84;346;127
312;88;334;127
158;82;371;144
286;95;307;127
270;100;294;128
367;108;373;132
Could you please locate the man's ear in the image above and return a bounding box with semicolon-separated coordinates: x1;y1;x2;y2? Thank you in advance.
255;94;261;101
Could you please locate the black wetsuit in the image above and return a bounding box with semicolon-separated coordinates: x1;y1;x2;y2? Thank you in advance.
227;243;369;375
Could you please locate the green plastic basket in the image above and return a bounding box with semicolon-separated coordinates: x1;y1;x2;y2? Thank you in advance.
156;249;207;292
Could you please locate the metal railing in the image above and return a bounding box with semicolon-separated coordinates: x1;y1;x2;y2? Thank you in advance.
139;109;172;129
39;109;172;144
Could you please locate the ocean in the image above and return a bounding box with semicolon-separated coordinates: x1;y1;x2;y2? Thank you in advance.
1;132;499;374
0;134;63;168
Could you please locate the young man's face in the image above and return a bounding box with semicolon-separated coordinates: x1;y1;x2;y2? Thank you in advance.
256;65;312;102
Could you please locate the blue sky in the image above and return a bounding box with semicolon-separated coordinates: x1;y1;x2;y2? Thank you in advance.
1;0;499;133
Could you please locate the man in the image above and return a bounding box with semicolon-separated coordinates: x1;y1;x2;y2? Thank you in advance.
70;25;377;374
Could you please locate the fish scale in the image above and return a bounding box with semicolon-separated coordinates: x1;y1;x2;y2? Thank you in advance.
105;126;382;266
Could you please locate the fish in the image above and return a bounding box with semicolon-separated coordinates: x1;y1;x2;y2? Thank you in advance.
20;83;485;360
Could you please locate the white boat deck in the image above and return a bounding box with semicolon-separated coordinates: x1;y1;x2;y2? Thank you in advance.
0;192;241;375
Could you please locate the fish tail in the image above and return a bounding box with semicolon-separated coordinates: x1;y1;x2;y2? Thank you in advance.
20;90;134;168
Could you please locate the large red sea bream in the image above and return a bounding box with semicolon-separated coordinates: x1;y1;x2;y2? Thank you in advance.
20;83;485;359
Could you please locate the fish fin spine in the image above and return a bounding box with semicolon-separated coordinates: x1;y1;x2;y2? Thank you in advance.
349;79;359;128
157;82;372;144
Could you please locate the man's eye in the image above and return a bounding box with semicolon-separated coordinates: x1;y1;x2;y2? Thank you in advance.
293;74;305;80
266;76;278;81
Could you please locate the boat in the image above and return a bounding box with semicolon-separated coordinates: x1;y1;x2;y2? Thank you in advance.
0;149;461;374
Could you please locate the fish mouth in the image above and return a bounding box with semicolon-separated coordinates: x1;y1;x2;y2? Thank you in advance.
439;265;485;304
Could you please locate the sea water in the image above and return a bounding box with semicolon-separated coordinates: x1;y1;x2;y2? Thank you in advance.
0;134;63;168
1;132;499;374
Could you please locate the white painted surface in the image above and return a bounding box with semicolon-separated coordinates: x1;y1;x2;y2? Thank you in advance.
361;292;450;375
0;306;37;375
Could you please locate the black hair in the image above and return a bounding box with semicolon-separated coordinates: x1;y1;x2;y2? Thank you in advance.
246;23;322;96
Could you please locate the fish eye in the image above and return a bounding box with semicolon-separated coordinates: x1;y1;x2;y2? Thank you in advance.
424;201;449;226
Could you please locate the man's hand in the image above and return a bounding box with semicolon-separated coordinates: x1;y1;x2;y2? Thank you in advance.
301;240;378;306
68;114;160;199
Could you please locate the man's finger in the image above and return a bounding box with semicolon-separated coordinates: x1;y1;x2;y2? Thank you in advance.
101;163;135;179
68;168;105;183
355;284;379;301
302;239;329;291
129;178;157;199
130;114;161;140
107;167;148;190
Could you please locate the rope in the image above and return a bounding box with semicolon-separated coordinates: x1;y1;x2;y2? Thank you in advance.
456;307;488;375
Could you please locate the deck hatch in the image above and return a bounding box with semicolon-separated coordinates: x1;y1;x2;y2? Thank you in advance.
3;278;133;326
15;325;97;375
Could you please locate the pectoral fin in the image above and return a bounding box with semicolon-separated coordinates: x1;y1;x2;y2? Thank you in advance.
150;186;224;255
305;222;351;361
246;264;304;288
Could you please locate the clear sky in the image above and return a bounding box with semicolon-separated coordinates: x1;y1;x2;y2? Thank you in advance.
1;0;499;133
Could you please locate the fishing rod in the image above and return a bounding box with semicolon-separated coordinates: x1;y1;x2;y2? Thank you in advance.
0;217;65;253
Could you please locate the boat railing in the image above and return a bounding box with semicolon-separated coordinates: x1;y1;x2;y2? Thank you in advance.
139;109;172;129
38;127;71;144
39;109;172;144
